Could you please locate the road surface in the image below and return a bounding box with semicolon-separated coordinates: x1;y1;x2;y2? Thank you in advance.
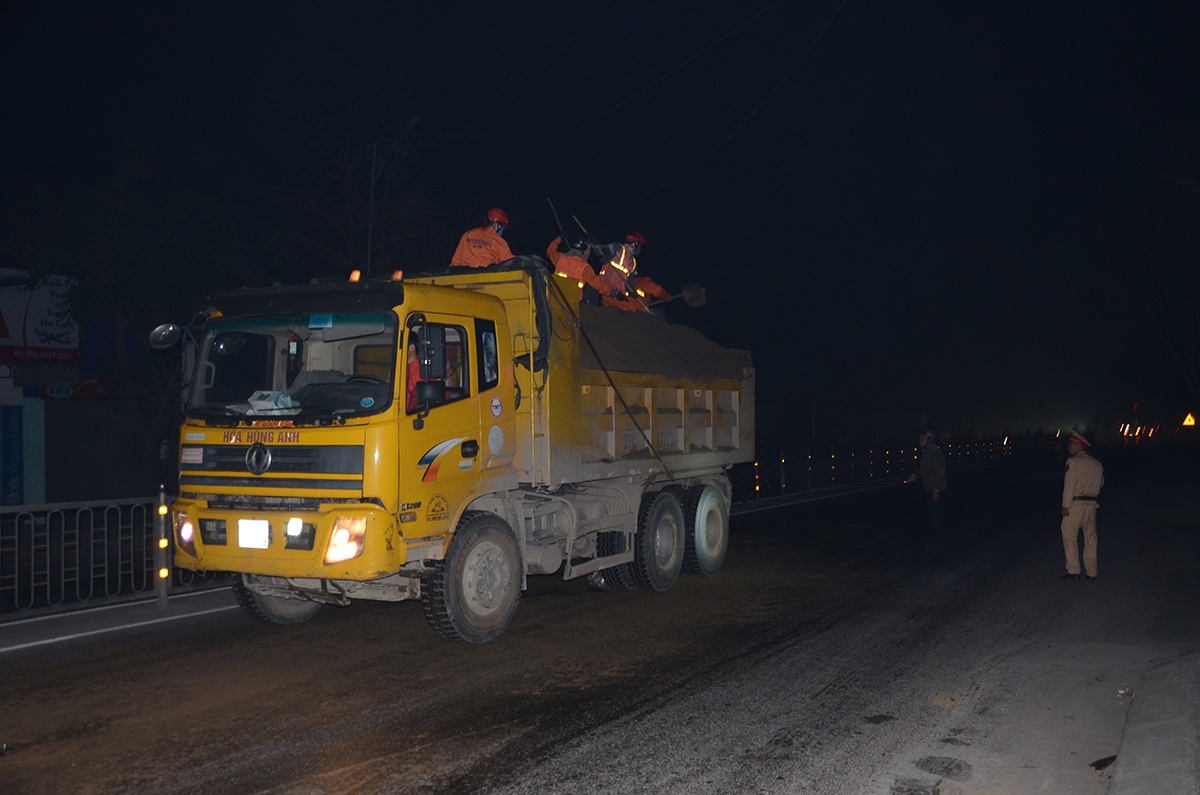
2;448;1197;794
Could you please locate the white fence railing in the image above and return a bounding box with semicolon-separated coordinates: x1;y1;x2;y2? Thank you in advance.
0;494;226;620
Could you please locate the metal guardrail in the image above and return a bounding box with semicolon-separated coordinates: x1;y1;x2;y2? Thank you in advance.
729;435;1057;502
0;491;228;621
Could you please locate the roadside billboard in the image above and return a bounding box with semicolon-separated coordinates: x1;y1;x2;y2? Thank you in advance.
0;269;79;366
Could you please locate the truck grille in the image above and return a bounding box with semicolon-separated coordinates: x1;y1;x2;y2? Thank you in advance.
179;444;364;494
181;444;363;474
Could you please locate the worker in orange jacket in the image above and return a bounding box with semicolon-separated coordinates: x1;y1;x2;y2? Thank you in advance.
405;343;421;412
633;275;671;304
546;237;606;305
592;232;645;311
450;208;513;268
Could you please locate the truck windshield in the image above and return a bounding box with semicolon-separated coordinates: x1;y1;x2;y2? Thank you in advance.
186;312;398;422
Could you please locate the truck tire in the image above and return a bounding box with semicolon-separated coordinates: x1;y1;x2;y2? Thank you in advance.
633;490;685;592
607;562;641;590
595;530;640;590
681;484;729;576
232;576;323;625
421;512;521;643
587;565;638;591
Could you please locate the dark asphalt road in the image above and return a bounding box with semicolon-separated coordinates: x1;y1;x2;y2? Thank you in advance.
2;446;1197;795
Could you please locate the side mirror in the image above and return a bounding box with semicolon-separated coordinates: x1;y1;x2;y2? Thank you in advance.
419;325;447;381
149;323;183;350
411;380;446;431
414;380;445;405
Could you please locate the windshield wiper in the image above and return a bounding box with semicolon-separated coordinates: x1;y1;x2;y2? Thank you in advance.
188;404;249;425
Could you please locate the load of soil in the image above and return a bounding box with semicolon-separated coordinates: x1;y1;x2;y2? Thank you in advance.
578;303;752;381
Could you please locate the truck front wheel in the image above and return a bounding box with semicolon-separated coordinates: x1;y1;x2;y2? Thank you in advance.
633;490;685;591
682;484;729;576
422;512;521;643
233;576;324;625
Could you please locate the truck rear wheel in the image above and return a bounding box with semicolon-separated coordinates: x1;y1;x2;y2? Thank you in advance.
232;576;323;625
633;490;685;591
587;564;639;590
594;530;640;590
682;484;729;576
421;512;521;643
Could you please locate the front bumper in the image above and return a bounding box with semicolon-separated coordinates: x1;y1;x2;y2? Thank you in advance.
171;498;406;581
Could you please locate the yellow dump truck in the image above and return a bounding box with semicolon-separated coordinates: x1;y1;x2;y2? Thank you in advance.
152;258;754;642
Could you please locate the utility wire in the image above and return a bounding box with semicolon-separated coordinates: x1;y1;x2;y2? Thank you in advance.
1166;174;1200;193
536;2;784;155
483;2;787;214
637;0;851;198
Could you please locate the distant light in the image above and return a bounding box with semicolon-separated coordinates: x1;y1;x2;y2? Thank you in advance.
349;269;361;282
158;567;170;579
1185;413;1196;427
392;269;404;281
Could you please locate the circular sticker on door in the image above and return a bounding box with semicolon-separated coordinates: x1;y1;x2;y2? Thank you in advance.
488;425;504;455
491;396;502;417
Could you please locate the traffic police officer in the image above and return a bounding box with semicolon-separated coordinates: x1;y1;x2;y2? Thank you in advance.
1059;429;1104;581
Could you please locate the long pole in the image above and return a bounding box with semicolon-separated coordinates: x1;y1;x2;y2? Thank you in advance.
366;142;377;275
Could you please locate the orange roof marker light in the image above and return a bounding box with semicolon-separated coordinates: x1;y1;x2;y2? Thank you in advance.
1185;413;1196;427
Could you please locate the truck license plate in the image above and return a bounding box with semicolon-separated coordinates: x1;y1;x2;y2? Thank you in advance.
238;519;270;549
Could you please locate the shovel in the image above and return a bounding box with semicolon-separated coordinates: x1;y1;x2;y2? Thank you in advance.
653;283;707;308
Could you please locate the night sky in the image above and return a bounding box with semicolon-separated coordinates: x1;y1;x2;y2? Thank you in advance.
3;1;1198;448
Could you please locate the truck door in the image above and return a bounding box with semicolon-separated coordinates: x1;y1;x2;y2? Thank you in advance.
473;317;516;478
401;316;483;534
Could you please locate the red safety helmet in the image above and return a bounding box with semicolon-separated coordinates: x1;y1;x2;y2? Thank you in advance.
487;208;509;225
626;232;646;244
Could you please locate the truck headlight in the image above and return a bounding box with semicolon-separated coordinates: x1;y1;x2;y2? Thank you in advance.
173;512;197;557
285;517;316;551
324;516;367;564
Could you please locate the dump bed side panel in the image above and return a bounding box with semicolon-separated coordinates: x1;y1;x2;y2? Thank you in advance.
414;263;755;488
575;303;754;480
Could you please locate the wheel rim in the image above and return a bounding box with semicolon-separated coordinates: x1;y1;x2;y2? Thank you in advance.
463;539;511;616
700;508;721;554
688;485;728;575
654;512;681;569
698;493;726;558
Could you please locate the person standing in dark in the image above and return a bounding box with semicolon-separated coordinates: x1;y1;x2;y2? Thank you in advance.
1059;429;1104;581
905;428;947;554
